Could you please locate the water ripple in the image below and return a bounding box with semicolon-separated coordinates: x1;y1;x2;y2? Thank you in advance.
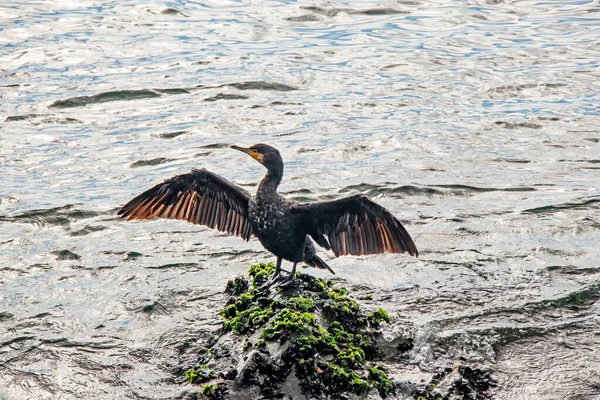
1;0;599;398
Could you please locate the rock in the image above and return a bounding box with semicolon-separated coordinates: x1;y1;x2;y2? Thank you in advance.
180;263;498;400
414;364;497;400
183;263;396;399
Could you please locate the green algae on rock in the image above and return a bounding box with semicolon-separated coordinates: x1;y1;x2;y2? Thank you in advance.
185;262;396;399
368;308;391;329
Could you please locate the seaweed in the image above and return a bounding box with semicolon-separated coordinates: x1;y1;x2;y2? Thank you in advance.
187;262;396;399
368;308;391;329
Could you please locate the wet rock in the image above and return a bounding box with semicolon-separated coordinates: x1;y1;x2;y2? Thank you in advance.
414;365;497;400
180;263;499;399
183;263;397;399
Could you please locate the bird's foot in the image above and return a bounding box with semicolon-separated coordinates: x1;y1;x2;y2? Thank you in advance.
272;272;297;289
257;271;286;292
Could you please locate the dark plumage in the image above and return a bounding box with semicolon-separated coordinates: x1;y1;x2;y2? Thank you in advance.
118;144;418;287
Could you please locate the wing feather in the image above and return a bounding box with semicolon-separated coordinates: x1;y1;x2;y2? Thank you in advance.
118;168;253;240
294;194;418;257
225;208;234;231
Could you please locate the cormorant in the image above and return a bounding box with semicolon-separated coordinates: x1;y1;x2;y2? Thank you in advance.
118;144;418;287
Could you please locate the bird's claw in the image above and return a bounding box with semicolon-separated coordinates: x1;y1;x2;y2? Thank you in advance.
271;273;296;289
257;268;298;292
257;270;288;292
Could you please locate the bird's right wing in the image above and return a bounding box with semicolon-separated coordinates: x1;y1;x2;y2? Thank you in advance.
118;168;253;240
293;194;418;257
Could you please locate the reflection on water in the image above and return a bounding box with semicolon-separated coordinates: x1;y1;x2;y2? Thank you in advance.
1;0;599;398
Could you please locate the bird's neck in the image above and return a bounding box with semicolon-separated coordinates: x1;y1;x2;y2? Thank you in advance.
257;169;282;199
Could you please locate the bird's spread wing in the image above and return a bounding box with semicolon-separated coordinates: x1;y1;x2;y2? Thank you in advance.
118;168;253;240
293;194;418;257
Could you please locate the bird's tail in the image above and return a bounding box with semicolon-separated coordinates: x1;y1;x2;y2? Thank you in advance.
305;255;335;275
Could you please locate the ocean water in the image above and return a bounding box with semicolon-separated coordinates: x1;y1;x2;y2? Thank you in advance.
1;0;599;398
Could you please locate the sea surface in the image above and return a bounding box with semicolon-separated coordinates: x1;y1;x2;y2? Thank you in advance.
1;0;599;399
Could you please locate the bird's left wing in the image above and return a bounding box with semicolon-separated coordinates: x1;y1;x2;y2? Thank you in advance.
118;168;253;240
293;194;418;257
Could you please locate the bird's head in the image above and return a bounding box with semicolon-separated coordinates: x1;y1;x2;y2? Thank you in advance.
231;143;283;175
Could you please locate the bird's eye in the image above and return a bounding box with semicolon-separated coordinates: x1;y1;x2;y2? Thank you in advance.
250;149;258;155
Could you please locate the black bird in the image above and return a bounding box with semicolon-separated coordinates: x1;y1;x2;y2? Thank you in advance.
118;144;418;287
